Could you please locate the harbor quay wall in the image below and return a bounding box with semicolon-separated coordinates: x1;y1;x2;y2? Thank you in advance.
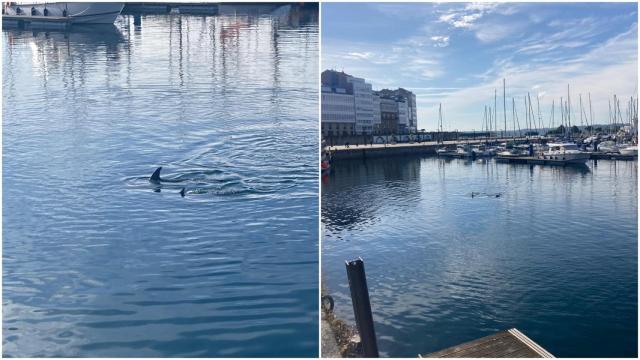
330;143;438;160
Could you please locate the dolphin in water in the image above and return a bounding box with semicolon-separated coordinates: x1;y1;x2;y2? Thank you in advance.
149;167;187;197
149;167;165;183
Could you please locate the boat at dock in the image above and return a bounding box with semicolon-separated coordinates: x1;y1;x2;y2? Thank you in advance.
2;2;124;25
596;140;619;154
438;144;496;158
539;143;590;164
619;144;638;156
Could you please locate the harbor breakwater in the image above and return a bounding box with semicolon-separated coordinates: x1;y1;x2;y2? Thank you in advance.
328;143;438;160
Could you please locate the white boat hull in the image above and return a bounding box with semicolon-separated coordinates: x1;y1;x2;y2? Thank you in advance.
4;2;124;24
619;147;637;156
541;152;590;164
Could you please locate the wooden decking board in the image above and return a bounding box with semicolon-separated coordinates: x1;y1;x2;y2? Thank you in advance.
425;331;512;358
510;347;544;358
457;334;524;358
486;342;535;358
465;339;527;358
421;328;554;358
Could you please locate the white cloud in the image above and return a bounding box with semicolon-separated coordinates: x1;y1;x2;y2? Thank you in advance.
438;2;505;29
418;25;638;130
345;52;373;60
475;22;521;43
440;12;482;28
430;35;450;47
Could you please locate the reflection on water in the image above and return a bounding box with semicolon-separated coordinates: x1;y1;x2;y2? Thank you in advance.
322;157;421;233
3;6;318;357
322;157;637;357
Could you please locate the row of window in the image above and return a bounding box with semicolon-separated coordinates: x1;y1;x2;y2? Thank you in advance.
323;104;354;112
322;113;355;121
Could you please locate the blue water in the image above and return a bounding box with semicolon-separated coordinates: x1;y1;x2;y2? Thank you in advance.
322;156;637;357
3;6;319;357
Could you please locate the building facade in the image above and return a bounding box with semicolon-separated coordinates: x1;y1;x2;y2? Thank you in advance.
379;88;418;133
379;96;399;134
321;88;355;137
348;76;374;135
396;97;409;133
321;70;418;137
372;92;381;133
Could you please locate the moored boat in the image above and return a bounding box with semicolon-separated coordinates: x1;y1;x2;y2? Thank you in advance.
618;145;637;156
539;143;590;164
596;140;619;154
3;2;124;24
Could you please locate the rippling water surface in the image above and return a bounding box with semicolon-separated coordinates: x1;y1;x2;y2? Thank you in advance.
322;156;637;357
3;6;318;357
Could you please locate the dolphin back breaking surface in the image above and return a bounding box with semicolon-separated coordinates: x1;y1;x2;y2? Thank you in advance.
124;166;300;199
150;167;163;183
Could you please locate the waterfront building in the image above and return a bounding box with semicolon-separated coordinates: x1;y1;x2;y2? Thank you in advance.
348;76;374;135
380;96;399;134
321;70;356;137
321;69;417;136
379;88;418;133
321;87;355;137
397;97;409;133
321;69;375;136
372;92;382;133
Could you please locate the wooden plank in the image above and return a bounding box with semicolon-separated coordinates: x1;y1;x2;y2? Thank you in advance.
508;328;555;358
421;328;554;358
462;335;528;358
424;331;513;358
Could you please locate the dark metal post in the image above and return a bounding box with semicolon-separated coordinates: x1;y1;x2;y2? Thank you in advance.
345;258;379;357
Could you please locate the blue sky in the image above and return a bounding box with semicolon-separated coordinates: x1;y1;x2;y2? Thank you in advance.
322;2;638;131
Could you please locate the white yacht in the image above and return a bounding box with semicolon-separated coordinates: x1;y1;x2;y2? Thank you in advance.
619;145;638;156
541;143;590;164
471;145;496;157
3;2;124;24
597;140;619;154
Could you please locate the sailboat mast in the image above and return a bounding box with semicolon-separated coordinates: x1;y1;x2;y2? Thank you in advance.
588;93;593;136
494;89;497;140
536;94;542;137
551;99;555;131
438;102;442;143
567;84;571;138
579;94;583;128
512;98;516;139
503;78;506;139
560;96;564;132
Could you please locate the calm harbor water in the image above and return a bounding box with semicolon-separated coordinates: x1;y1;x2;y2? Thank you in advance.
3;6;318;357
322;156;637;357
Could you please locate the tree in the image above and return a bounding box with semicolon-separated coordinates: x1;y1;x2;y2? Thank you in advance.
546;125;565;135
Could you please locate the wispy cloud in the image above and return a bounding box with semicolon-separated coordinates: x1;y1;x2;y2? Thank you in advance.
322;3;638;130
430;35;450;47
438;2;501;29
425;24;638;129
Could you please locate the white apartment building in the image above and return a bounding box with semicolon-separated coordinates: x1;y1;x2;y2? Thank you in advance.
372;92;381;133
321;70;417;136
397;98;409;132
348;76;374;135
408;92;418;132
321;86;356;136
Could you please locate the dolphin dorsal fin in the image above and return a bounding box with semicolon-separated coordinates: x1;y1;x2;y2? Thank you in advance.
180;188;186;197
150;167;162;182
